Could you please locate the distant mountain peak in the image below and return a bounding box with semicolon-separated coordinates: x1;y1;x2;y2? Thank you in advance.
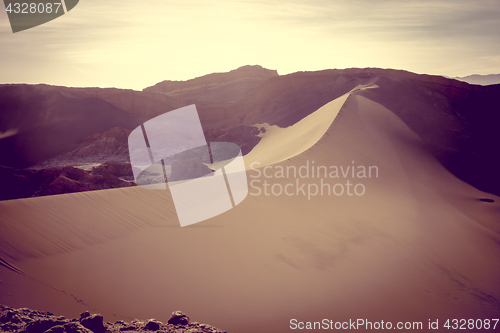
229;64;278;74
143;65;278;103
454;74;500;85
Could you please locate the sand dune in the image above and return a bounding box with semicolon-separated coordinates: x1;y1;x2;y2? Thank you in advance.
245;92;350;168
1;85;500;332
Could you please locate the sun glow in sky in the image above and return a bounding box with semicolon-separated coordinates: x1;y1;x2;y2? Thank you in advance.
1;0;499;90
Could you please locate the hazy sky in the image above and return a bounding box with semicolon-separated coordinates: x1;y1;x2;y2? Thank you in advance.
1;0;499;90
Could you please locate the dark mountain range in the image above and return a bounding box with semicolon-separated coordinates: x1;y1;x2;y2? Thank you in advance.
0;85;147;168
1;66;500;199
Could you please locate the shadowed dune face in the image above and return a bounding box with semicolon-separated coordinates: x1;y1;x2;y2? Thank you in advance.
356;77;500;197
1;80;500;333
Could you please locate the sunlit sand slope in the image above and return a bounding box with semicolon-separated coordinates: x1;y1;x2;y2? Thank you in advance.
1;88;500;333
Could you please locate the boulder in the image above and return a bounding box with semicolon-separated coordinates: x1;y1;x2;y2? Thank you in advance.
23;319;65;333
79;315;105;333
143;319;161;331
44;325;65;333
167;311;190;326
63;323;93;333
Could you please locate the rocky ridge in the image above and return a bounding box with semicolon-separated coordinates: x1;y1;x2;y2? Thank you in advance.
0;305;227;333
143;65;278;103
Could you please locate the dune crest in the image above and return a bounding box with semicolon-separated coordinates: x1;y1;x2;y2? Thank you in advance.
245;84;378;168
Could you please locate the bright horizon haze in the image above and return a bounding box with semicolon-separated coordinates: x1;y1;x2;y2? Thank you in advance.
0;0;499;90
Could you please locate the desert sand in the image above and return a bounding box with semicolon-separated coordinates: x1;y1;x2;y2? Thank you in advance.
1;83;500;333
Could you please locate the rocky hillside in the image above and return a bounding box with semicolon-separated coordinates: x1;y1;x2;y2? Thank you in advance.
1;66;500;199
0;162;134;201
0;305;227;333
37;127;132;170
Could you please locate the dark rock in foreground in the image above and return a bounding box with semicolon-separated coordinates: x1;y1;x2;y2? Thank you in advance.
166;312;190;326
0;164;135;201
79;314;105;333
0;305;227;333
